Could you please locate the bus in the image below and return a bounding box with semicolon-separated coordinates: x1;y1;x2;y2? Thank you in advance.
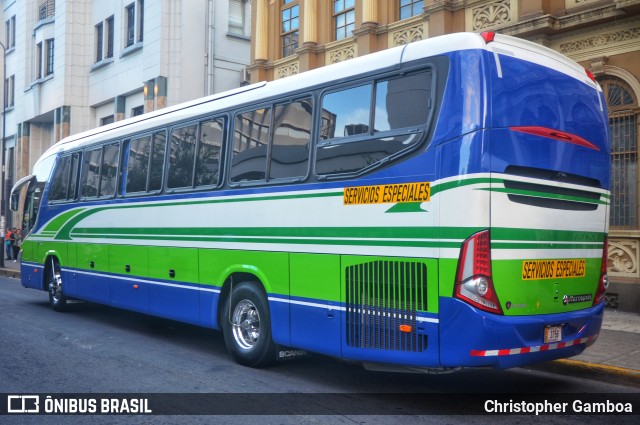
11;32;610;371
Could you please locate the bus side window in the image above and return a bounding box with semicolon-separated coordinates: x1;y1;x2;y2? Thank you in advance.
319;84;371;140
80;143;120;199
231;108;271;183
68;153;80;200
316;70;433;176
49;152;81;202
126;135;152;193
195;118;224;187
168;124;198;189
149;131;166;191
270;98;312;180
125;131;167;195
99;144;120;197
49;156;72;202
81;148;102;198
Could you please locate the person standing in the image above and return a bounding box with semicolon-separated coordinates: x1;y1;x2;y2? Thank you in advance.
5;229;12;261
12;228;22;262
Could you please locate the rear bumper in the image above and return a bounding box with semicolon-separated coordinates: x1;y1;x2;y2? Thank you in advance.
439;297;604;369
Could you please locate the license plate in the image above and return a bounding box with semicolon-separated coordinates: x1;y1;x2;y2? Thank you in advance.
544;325;563;343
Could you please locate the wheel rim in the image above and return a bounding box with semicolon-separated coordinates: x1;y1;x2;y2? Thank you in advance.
231;299;261;350
48;270;63;303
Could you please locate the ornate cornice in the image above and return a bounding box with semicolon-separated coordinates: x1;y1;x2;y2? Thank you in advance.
501;4;625;37
559;26;640;54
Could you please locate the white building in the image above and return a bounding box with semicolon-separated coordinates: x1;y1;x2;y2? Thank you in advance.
1;0;251;227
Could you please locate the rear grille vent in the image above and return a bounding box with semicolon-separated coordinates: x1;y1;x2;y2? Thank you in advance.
346;260;427;352
504;166;601;211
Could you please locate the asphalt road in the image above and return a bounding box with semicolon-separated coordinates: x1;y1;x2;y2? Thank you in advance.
0;276;637;424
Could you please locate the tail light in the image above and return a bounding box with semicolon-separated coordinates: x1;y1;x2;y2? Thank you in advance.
454;230;503;314
480;31;496;44
593;237;609;305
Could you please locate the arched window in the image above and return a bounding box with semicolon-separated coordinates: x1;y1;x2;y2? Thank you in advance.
598;76;639;228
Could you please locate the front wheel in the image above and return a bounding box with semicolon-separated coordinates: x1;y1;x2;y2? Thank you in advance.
222;282;276;367
47;258;67;312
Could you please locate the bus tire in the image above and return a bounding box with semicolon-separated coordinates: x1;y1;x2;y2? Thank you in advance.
47;259;67;312
222;282;276;367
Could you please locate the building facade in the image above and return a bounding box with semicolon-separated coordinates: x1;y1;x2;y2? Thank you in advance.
1;0;251;228
248;0;640;312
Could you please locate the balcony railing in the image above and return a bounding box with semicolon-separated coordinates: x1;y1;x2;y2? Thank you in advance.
39;0;55;21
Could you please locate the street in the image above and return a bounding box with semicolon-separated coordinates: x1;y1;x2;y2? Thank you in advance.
0;275;637;424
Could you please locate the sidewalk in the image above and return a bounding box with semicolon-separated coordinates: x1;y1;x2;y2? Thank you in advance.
0;258;20;278
1;262;638;385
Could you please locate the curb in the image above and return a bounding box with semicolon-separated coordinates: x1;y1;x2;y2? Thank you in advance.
0;267;20;279
525;359;640;388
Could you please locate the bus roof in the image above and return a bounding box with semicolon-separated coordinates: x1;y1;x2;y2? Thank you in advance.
35;32;594;165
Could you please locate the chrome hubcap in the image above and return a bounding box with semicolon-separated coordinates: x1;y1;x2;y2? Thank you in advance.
49;271;62;302
231;299;261;350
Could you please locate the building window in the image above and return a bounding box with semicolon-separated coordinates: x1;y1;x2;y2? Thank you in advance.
138;0;144;42
4;75;15;108
229;0;247;36
45;39;55;76
95;22;104;62
36;42;43;79
125;1;143;47
598;76;639;228
126;4;135;47
5;15;16;49
95;16;115;62
399;0;424;20
334;0;355;41
132;105;144;117
101;115;115;126
106;16;115;58
35;40;53;79
281;0;299;57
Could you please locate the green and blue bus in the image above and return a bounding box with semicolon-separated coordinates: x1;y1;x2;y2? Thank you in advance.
11;32;610;371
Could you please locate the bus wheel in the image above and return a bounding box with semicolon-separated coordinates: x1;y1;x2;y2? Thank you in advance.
47;259;67;312
222;282;276;367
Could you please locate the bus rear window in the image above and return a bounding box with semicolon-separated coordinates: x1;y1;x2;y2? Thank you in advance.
316;70;433;176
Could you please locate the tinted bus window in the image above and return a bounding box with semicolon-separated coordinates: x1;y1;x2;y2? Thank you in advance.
320;84;371;140
167;121;221;190
126;131;166;194
49;152;80;202
195;119;224;187
149;131;166;191
126;135;151;193
270;98;312;180
375;72;432;131
81;148;102;197
99;144;120;197
68;153;80;200
316;70;432;176
49;155;72;201
231;108;271;183
168;124;198;189
80;143;120;198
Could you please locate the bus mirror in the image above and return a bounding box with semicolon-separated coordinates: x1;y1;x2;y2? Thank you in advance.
10;174;36;212
10;190;19;211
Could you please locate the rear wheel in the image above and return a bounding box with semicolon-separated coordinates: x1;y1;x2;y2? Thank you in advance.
222;282;276;367
47;258;67;312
